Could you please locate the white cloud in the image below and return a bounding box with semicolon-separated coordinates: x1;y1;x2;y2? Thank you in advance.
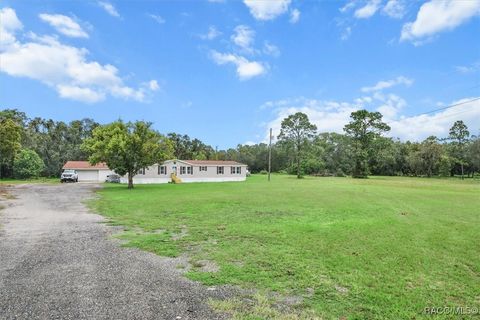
389;97;480;141
98;1;120;17
181;101;193;108
57;85;105;103
401;0;480;42
231;25;255;53
361;76;413;92
243;0;291;21
382;0;405;19
0;8;156;104
259;75;478;143
340;1;356;13
455;61;480;74
355;96;373;105
354;0;381;19
39;14;88;38
262;95;480;143
263;98;358;142
200;26;221;40
341;26;352;40
263;41;280;57
148;80;160;91
373;92;407;119
0;7;23;49
343;0;405;21
148;14;165;24
289;8;300;24
208;25;275;80
210;50;266;80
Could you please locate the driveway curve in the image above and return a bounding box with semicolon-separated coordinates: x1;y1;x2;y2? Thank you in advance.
0;183;230;320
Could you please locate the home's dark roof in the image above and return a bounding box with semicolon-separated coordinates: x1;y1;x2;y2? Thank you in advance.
63;161;109;170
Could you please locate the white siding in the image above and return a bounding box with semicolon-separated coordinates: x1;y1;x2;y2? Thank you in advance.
120;177;170;184
118;161;247;184
180;177;246;183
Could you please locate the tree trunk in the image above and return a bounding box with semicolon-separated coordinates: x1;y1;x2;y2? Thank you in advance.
461;163;464;180
296;146;302;179
128;171;134;189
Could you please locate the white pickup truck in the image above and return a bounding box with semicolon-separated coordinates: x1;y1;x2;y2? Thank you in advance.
60;169;79;183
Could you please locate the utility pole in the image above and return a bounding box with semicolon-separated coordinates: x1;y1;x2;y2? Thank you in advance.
268;128;272;181
215;145;218;160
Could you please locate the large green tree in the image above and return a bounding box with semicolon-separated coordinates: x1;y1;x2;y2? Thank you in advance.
167;133;215;160
82;120;174;189
448;120;470;179
277;112;317;178
13;149;45;179
418;136;444;177
467;137;480;176
0;118;22;178
343;110;390;178
313;133;354;176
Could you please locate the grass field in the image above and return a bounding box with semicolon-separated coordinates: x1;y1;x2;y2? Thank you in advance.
0;177;59;184
92;175;480;319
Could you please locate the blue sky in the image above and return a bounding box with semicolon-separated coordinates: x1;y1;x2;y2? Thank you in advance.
1;0;479;148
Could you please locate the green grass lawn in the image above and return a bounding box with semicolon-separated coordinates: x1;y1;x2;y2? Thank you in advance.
0;177;59;184
92;175;480;319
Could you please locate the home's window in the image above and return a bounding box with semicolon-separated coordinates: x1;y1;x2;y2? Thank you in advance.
180;166;186;174
138;168;145;175
158;165;166;175
231;166;235;174
187;166;193;174
199;166;207;171
236;167;241;174
217;166;224;174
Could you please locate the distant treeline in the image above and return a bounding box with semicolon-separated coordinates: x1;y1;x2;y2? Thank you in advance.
0;108;479;179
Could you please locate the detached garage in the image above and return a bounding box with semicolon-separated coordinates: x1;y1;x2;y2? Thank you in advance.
62;161;114;182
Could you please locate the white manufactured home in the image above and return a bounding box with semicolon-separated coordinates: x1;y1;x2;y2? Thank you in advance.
62;160;248;184
123;160;248;184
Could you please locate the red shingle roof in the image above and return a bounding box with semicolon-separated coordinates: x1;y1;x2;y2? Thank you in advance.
181;160;247;166
63;161;109;170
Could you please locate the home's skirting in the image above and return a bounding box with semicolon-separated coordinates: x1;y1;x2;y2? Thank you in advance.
119;176;246;184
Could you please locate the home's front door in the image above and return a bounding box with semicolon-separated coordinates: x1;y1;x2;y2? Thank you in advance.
172;165;177;175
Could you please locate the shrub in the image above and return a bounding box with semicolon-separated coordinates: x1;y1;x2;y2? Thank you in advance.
13;149;44;179
302;158;325;175
335;169;346;177
259;170;268;175
438;155;452;177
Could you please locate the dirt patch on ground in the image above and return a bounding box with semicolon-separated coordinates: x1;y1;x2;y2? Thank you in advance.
172;225;189;241
0;185;16;200
193;259;220;273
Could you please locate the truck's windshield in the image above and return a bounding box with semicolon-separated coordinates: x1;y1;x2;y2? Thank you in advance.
63;170;76;174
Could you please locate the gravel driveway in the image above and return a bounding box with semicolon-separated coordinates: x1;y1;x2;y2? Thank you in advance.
0;183;231;320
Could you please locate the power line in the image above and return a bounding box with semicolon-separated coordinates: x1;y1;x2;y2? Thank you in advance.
427;108;474;122
387;96;480;125
414;97;480;116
